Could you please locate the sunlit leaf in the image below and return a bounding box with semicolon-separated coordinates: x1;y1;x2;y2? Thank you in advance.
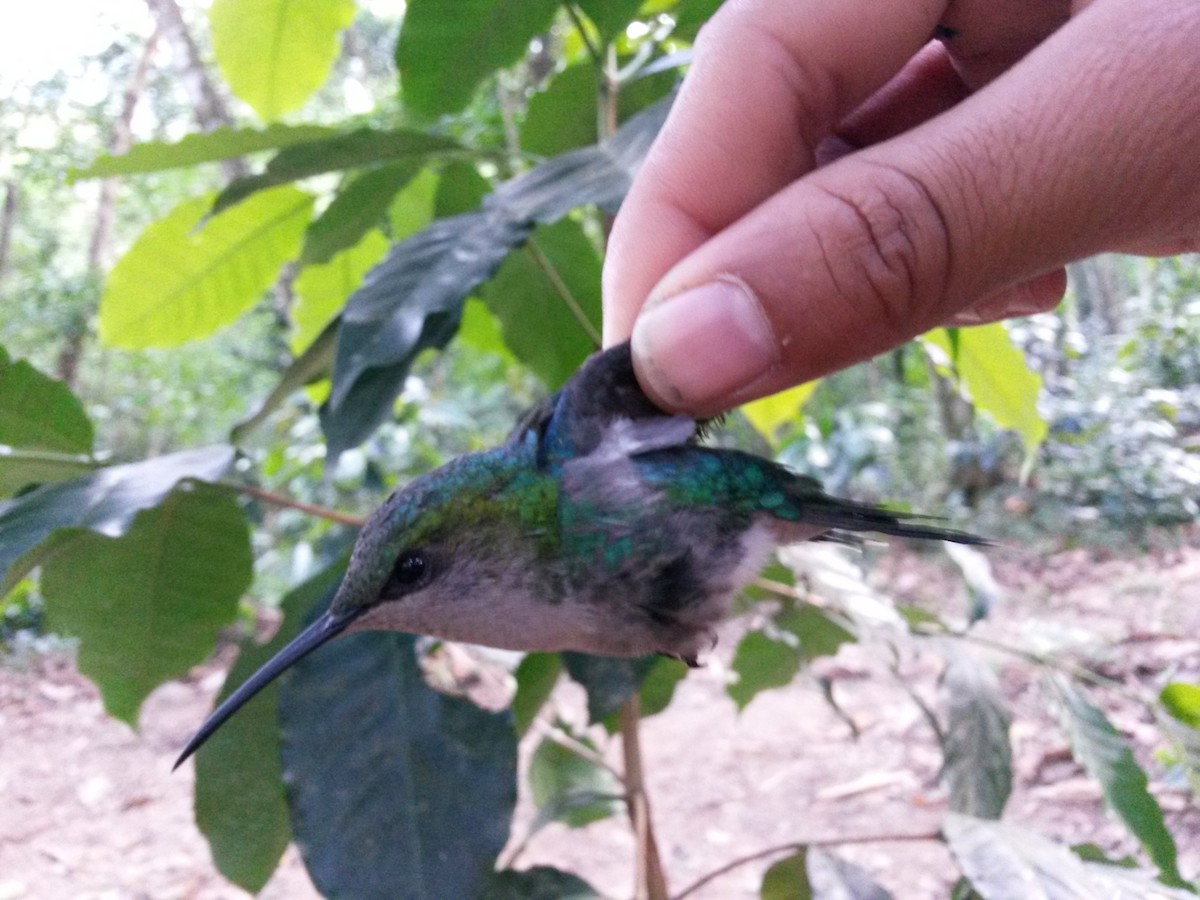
396;0;560;117
40;483;252;724
742;381;819;448
0;347;93;455
68;123;337;181
194;565;344;892
280;629;516;899
575;0;645;42
529;735;621;828
293;230;390;353
923;325;1047;457
1049;676;1183;885
512;652;561;738
456;298;515;361
939;647;1012;820
99;187;313;348
209;0;356;121
1160;682;1200;729
0;445;235;595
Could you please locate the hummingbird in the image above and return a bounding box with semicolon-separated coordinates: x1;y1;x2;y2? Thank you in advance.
176;342;982;767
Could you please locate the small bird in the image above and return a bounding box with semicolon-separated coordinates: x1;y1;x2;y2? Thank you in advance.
177;342;982;766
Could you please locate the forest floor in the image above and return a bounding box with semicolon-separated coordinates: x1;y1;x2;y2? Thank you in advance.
1;533;1198;899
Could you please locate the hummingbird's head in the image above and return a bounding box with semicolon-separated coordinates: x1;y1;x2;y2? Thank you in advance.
175;449;551;768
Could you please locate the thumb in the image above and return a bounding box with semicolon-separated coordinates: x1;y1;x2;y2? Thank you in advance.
629;0;1200;416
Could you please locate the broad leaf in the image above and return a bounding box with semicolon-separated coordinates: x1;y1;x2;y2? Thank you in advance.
0;445;235;594
39;483;252;724
512;652;561;738
761;850;811;900
944;813;1194;900
483;219;602;389
939;647;1012;820
280;629;517;899
521;64;601;157
637;655;687;719
562;652;656;724
209;0;355;121
0;449;96;499
0;347;93;455
69;123;337;181
742;381;818;448
775;603;855;661
231;320;338;444
575;0;645;43
396;0;560;117
194;565;344;892
1161;682;1200;729
293;231;391;353
99;187;313;348
729;631;801;711
484;866;599;899
1049;677;1183;885
923;325;1047;458
212;130;459;215
300;163;421;266
529;734;621;828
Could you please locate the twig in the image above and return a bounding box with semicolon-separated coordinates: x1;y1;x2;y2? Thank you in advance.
223;481;366;527
671;830;941;900
524;239;602;348
619;695;669;900
531;718;624;779
564;3;604;71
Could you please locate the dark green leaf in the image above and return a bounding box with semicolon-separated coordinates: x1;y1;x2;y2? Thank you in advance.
761;850;811;900
483;866;599;899
575;0;645;43
213;129;461;215
776;603;855;661
194;565;344;892
521;65;599;157
806;848;892;899
0;445;235;595
1161;682;1200;728
68;123;337;181
1049;676;1183;885
529;735;621;828
434;161;492;217
300;162;422;266
0;347;93;454
728;631;800;711
0;450;96;499
939;647;1012;820
280;629;517;900
40;483;252;723
512;652;562;737
671;0;724;42
562;652;656;723
231;320;338;444
483;219;601;389
396;0;560;117
637;655;687;719
944;813;1195;900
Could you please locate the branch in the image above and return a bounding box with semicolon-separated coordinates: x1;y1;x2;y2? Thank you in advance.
223;481;366;527
620;695;669;900
671;829;941;900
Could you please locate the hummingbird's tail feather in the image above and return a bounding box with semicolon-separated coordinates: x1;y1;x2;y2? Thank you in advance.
779;483;988;546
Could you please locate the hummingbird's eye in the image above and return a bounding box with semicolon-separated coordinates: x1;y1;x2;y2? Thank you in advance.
389;550;429;590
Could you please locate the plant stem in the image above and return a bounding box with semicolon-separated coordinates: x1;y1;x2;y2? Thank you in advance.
223;481;366;527
619;694;668;900
671;829;940;899
565;3;604;71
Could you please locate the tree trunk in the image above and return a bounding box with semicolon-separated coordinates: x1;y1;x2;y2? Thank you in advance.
0;181;17;293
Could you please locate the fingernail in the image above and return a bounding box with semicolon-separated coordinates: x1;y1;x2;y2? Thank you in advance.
632;275;778;409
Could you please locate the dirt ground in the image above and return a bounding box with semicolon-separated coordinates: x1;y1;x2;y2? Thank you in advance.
1;538;1198;899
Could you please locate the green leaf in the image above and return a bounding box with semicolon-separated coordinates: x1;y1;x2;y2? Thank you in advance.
575;0;645;43
396;0;560;117
484;866;600;899
637;655;687;719
939;647;1012;820
194;565;344;892
742;381;819;448
0;449;96;499
671;0;724;42
388;167;440;239
293;231;391;353
231;320;338;444
0;445;235;595
209;0;356;122
775;603;854;661
923;325;1047;457
529;735;621;828
40;483;252;724
483;219;601;389
213;130;459;216
300;163;421;266
728;631;801;711
68;123;337;181
99;187;313;348
521;64;600;157
512;652;561;738
0;347;93;454
944;813;1195;900
1050;676;1183;884
457;298;515;361
1161;682;1200;729
561;652;656;724
280;630;517;899
761;850;811;900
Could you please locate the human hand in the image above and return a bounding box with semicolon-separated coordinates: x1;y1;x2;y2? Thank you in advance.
602;0;1200;416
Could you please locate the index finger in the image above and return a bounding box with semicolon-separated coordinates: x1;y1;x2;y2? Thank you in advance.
602;0;947;344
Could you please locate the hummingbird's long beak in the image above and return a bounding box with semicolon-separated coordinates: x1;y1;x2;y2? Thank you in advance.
174;606;362;770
